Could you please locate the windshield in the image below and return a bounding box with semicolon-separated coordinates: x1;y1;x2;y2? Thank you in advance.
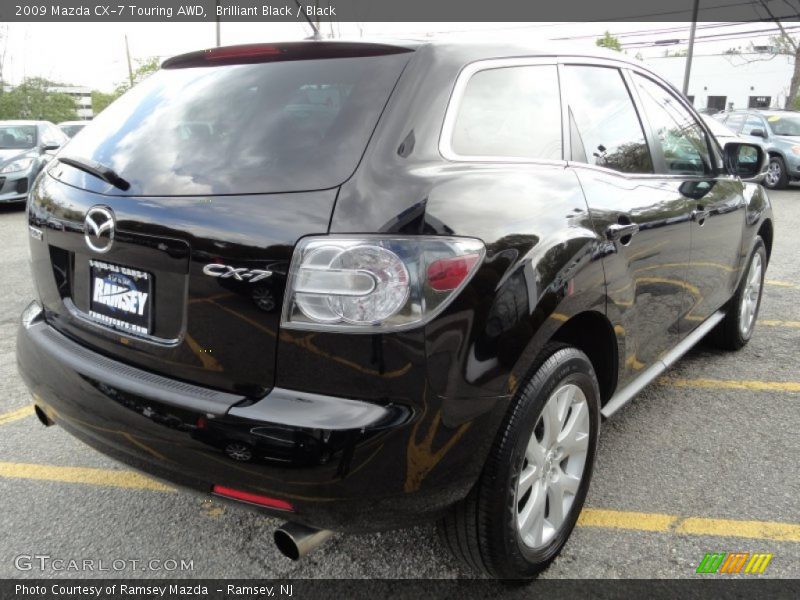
0;125;37;150
766;114;800;136
60;53;411;195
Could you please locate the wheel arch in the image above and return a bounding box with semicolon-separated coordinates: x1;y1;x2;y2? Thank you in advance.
510;308;619;408
766;148;786;161
758;218;773;263
550;311;619;406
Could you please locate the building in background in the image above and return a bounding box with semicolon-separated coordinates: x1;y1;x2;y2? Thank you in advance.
646;52;795;114
47;85;93;120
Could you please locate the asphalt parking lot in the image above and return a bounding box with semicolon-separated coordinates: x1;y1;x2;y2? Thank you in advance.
0;189;797;581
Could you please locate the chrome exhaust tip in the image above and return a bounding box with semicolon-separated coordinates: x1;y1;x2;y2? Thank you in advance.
274;522;333;560
33;405;54;427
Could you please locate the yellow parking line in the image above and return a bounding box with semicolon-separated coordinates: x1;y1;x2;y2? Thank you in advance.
767;279;800;290
0;461;797;543
0;462;174;492
760;319;800;328
579;508;800;543
659;377;800;393
0;406;34;426
579;509;675;532
675;517;800;543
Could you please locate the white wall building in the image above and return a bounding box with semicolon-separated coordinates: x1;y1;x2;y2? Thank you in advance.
645;53;796;113
48;85;93;120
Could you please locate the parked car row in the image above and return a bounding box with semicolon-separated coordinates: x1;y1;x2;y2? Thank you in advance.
0;119;91;205
0;121;69;204
713;108;800;189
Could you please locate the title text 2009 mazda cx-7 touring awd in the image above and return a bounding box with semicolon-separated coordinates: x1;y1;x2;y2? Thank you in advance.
17;41;773;578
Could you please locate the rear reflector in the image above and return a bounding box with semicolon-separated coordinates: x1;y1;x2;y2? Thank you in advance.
212;485;294;511
427;254;481;291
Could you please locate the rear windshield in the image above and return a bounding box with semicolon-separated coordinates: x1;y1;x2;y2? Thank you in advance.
61;54;410;195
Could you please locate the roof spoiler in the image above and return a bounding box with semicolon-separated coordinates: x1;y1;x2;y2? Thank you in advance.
162;41;415;69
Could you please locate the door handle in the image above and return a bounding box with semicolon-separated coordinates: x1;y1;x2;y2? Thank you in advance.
691;208;710;222
605;223;640;242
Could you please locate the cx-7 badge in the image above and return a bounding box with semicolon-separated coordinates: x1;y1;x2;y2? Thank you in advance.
202;264;273;282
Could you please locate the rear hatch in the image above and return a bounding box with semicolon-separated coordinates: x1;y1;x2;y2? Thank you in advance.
30;42;413;398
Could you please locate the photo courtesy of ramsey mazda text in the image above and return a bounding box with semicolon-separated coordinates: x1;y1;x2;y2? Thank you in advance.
17;40;772;578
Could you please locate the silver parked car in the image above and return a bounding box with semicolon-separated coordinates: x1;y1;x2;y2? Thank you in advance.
0;120;68;204
715;109;800;189
700;114;740;144
58;120;88;138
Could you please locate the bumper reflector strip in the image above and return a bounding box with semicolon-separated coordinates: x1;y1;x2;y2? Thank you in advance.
212;485;294;511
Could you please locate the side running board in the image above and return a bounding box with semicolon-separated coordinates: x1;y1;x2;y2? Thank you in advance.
601;310;725;419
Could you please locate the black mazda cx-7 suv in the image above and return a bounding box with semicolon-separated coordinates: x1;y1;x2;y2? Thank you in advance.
17;40;773;578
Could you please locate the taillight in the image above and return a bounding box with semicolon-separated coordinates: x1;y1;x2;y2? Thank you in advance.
281;236;485;333
427;254;481;291
204;45;283;61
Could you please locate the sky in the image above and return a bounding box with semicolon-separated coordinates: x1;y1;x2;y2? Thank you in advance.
1;21;792;92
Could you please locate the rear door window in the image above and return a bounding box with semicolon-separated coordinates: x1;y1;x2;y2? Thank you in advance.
562;65;653;174
58;52;411;195
448;64;562;160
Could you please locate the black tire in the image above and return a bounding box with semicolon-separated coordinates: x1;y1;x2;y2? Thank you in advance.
438;343;600;579
709;238;767;351
763;156;789;190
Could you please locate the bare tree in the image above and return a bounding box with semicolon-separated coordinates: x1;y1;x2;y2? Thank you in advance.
758;0;800;108
0;25;8;91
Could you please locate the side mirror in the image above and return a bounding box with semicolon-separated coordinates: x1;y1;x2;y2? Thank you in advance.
723;142;768;182
749;128;767;139
42;143;61;152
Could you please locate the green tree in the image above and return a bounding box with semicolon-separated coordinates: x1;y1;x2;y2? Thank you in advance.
596;31;622;52
89;57;161;116
91;90;118;115
0;77;77;122
114;57;161;96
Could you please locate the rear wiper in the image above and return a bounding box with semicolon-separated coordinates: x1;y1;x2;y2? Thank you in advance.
58;155;131;191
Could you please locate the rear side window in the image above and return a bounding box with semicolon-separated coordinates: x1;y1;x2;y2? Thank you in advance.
449;65;562;160
633;74;712;176
60;54;411;195
562;65;653;174
723;112;746;133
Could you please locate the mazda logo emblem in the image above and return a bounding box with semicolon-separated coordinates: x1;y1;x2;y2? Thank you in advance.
84;206;115;253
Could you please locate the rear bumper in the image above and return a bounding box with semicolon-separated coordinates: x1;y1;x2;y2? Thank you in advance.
16;302;498;532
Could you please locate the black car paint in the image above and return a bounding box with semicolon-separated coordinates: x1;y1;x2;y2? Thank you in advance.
17;42;773;532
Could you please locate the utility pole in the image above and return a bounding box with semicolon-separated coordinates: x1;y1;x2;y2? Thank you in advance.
215;0;221;47
682;0;700;97
124;34;134;87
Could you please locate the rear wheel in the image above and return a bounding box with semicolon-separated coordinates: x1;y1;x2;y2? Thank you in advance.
710;238;766;350
438;343;600;579
763;156;788;190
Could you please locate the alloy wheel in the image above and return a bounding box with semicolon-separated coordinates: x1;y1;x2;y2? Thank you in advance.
515;383;590;549
739;252;763;337
225;442;253;462
765;161;781;187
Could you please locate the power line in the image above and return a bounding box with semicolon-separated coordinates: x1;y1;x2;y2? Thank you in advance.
621;24;800;48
